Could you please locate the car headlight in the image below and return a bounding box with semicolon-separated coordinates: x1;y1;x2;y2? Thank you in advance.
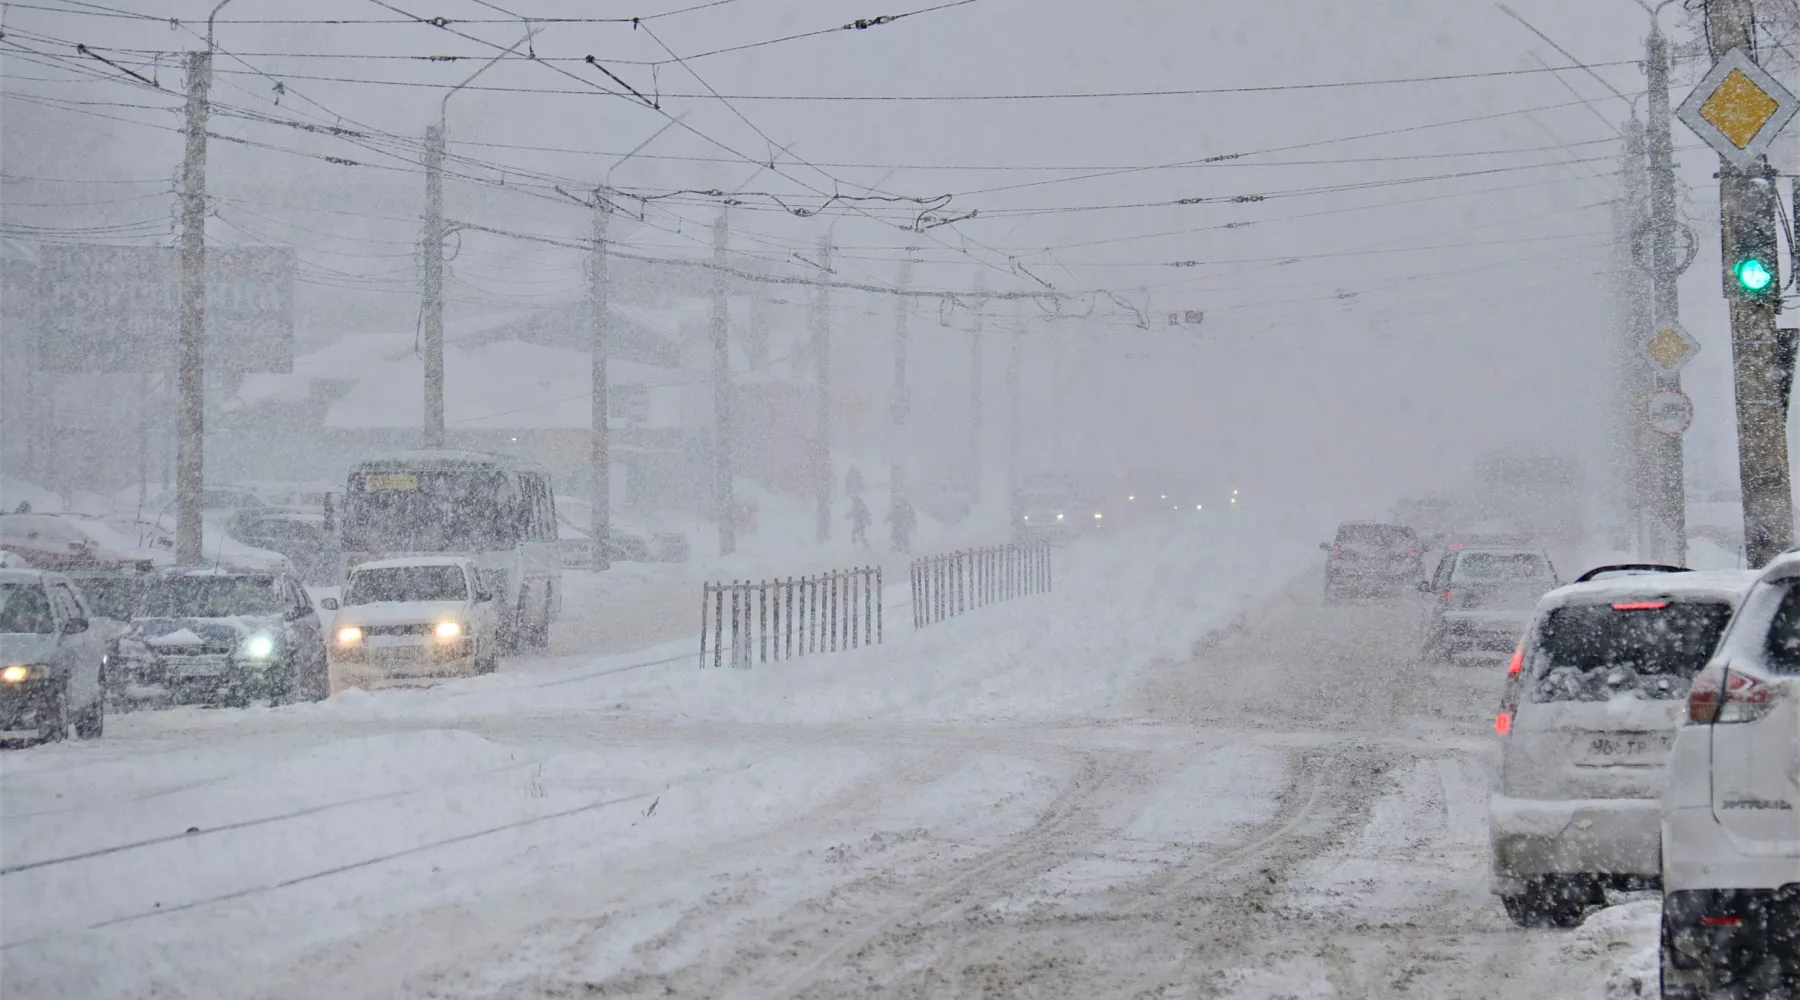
434;620;463;641
1056;513;1064;521
1;664;40;684
240;634;276;660
336;626;363;645
1093;512;1103;520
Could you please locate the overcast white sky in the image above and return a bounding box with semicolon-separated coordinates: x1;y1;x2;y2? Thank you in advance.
2;0;1785;512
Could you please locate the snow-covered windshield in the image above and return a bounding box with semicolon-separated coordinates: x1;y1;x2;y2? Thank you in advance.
0;583;53;634
139;577;284;619
345;566;467;604
1530;601;1733;701
343;471;515;553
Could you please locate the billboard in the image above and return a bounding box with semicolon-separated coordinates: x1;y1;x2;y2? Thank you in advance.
34;245;294;373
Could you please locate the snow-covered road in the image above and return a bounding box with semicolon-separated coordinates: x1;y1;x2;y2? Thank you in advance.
1;524;1660;999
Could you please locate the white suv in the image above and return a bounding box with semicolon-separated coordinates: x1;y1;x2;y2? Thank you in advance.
1491;568;1756;927
1661;554;1800;998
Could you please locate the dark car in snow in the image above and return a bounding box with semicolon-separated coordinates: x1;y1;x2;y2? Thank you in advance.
1323;522;1422;601
227;506;339;584
108;568;328;708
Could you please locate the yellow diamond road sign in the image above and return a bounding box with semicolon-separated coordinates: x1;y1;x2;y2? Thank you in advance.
1677;48;1798;170
1644;324;1700;374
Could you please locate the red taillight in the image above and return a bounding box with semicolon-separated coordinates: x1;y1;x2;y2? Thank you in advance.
1690;665;1778;725
1612;601;1669;610
1333;544;1341;552
1442;590;1453;601
1408;547;1417;555
1495;712;1513;735
1447;542;1465;550
1508;641;1524;676
1700;915;1744;927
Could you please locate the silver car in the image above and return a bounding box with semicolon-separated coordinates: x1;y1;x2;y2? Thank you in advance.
1490;568;1756;926
0;569;107;744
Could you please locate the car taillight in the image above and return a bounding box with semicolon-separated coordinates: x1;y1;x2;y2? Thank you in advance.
1495;711;1513;735
1508;640;1524;676
1689;665;1778;725
1612;601;1668;610
1700;915;1744;927
1442;590;1453;601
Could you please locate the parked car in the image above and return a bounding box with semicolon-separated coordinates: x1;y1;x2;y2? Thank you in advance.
1322;522;1422;601
324;556;498;692
0;568;106;743
227;506;338;584
108;567;328;707
1661;552;1800;997
1421;546;1559;662
1489;568;1756;927
0;512;167;573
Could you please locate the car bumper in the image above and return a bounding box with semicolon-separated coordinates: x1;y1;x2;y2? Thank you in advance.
1662;884;1800;988
1489;794;1663;887
1443;617;1526;652
112;656;287;705
1663;804;1800;894
330;639;477;688
0;678;61;737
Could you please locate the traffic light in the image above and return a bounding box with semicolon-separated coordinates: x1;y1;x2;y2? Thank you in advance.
1725;172;1781;304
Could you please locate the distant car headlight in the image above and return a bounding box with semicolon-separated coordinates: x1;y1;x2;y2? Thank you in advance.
1093;512;1103;520
1056;513;1065;521
434;620;463;640
1;664;39;684
240;634;276;660
336;626;364;645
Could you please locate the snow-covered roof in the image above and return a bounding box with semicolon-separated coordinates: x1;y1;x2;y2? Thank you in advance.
1537;570;1760;611
349;555;476;571
348;449;543;472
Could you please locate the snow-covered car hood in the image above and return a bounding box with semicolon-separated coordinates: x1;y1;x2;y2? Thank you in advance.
0;632;60;665
333;600;471;628
122;615;278;648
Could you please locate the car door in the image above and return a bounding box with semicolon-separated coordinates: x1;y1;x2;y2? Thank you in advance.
49;581;101;706
282;575;325;676
466;564;497;652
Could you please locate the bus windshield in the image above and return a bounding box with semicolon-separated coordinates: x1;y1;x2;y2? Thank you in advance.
343;470;516;553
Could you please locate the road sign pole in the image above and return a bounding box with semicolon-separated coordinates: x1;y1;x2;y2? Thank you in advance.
1702;0;1793;566
1643;26;1687;564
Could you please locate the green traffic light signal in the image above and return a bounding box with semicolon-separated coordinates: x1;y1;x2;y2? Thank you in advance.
1735;256;1775;294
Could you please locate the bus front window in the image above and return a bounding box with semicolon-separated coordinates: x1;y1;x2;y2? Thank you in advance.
344;472;519;552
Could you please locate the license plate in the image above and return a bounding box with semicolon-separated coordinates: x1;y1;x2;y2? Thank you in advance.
171;656;228;678
1582;732;1671;765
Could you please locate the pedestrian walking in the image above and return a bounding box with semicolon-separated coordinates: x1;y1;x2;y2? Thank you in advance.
848;494;871;547
887;493;916;554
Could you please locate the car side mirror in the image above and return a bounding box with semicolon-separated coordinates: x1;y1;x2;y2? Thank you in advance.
1416;581;1433;593
1319;542;1332;552
320;597;339;611
61;617;88;635
476;590;493;604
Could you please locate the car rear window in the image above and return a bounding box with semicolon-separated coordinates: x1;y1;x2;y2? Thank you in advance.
1457;552;1551;582
1529;600;1734;702
1760;584;1800;674
1336;525;1414;550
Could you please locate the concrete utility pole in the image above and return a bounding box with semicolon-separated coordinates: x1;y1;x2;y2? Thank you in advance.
1643;26;1687;564
711;208;735;556
889;245;915;503
968;274;985;506
589;187;612;571
1614;114;1655;545
1707;0;1794;566
175;49;211;565
1006;299;1023;505
421;122;446;449
811;235;833;543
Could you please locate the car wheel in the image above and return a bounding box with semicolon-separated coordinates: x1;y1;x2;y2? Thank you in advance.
73;684;104;740
1501;876;1593;928
38;681;70;744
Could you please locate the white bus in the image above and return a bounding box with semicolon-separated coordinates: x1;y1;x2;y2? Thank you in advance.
339;451;561;651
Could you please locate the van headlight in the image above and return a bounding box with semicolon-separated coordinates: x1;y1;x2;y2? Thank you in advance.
240;634;276;660
434;620;463;641
0;664;42;684
336;626;364;645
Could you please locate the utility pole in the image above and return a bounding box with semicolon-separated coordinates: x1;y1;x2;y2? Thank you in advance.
1006;299;1023;506
174;49;211;565
711;208;735;556
968;274;985;507
1643;25;1687;564
1707;0;1794;566
421;123;446;449
811;235;833;543
890;245;914;505
589;187;612;571
1614;114;1654;548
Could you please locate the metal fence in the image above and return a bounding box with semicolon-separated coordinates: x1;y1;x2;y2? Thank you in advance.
700;566;882;668
911;541;1051;628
